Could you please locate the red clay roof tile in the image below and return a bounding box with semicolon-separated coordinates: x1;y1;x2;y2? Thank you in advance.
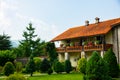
51;18;120;41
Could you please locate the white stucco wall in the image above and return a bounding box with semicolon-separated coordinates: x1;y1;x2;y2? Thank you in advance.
58;53;65;62
105;31;113;44
118;26;120;63
69;52;81;67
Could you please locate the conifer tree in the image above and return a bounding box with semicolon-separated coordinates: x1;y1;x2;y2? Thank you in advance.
0;34;11;50
64;60;72;73
103;48;119;78
84;51;111;80
19;23;45;57
25;54;35;76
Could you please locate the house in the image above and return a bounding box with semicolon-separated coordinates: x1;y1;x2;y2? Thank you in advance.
51;17;120;67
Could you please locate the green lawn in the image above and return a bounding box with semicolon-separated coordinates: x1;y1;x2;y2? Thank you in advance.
0;73;120;80
28;73;83;80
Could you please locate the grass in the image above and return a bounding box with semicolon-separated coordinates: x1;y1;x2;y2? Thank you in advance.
0;73;120;80
28;73;83;80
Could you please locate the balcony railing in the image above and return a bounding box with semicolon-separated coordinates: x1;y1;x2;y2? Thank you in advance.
56;44;112;53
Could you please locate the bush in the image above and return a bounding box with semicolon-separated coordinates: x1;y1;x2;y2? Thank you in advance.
77;58;87;74
15;62;23;73
40;58;51;73
3;62;15;76
0;50;16;66
0;66;3;73
54;60;64;73
33;57;41;72
103;48;119;78
5;73;27;80
84;51;111;80
47;68;53;75
64;60;72;73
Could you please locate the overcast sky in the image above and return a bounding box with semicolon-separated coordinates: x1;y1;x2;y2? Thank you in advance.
0;0;120;41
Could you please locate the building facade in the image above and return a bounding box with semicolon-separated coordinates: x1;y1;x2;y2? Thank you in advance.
51;17;120;67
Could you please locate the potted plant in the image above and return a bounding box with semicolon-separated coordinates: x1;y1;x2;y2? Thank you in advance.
94;40;100;45
70;42;74;46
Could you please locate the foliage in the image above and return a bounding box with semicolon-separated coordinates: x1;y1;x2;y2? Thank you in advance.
12;46;24;58
46;42;58;63
19;23;46;57
40;58;51;73
0;34;11;50
5;73;27;80
77;58;87;74
33;57;41;72
84;51;111;80
25;55;35;76
103;48;119;78
47;68;53;75
0;50;16;66
3;62;15;76
54;60;64;73
64;60;72;73
15;62;23;73
0;66;3;74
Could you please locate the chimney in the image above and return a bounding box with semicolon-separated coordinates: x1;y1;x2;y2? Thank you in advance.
95;17;100;24
85;20;89;26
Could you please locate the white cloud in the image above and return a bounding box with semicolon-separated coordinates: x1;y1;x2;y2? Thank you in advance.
16;13;60;41
0;0;59;41
0;0;11;29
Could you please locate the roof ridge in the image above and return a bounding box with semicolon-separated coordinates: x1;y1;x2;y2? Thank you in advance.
69;17;120;29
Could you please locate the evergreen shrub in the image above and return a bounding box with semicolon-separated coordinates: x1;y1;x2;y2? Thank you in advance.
3;62;15;76
84;51;111;80
77;58;87;74
64;60;72;73
103;48;119;78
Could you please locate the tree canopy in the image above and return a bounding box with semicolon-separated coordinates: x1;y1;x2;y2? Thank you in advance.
0;34;11;50
18;23;46;57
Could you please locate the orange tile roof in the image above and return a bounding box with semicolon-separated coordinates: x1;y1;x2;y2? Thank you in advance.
51;18;120;41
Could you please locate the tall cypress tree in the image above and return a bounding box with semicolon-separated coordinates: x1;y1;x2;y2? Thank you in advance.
46;42;58;63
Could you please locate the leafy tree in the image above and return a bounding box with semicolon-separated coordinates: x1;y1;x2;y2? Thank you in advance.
3;62;15;76
64;60;72;73
40;58;51;73
46;42;58;64
19;23;45;57
0;50;16;66
84;51;111;80
77;58;87;74
25;54;35;76
103;48;119;78
0;33;11;50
